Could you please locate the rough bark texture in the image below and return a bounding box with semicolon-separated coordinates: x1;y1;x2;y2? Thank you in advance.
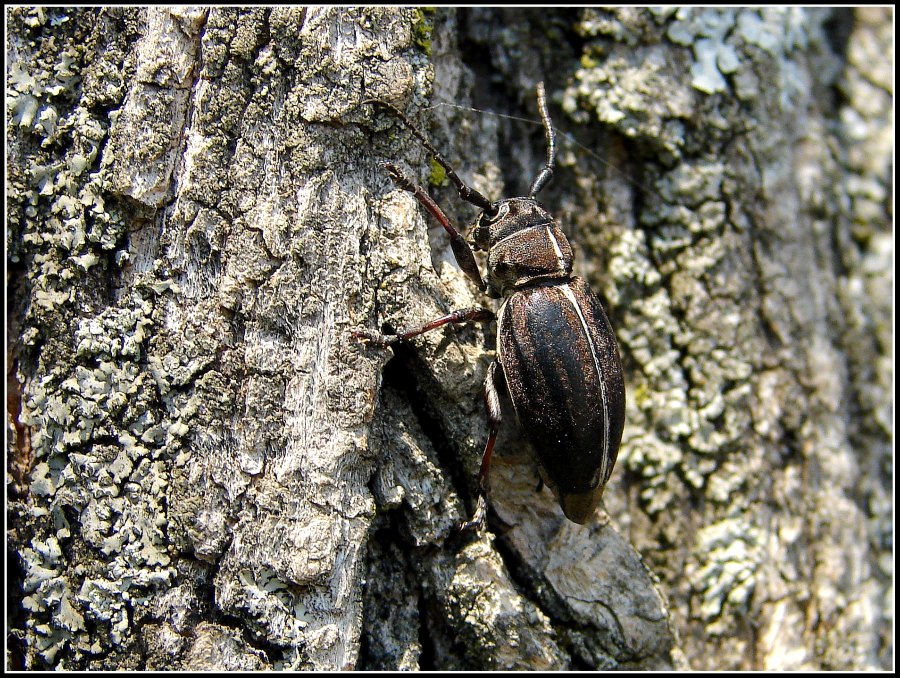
6;6;892;671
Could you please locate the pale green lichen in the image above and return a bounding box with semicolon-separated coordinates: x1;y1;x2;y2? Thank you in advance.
19;279;185;658
428;157;448;187
412;8;436;56
8;10;196;663
663;8;812;96
687;518;764;634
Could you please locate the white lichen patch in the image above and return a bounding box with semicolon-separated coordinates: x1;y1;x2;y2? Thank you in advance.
687;518;764;633
19;536;94;664
213;564;316;652
621;432;684;514
564;46;694;162
16;269;190;664
665;8;811;97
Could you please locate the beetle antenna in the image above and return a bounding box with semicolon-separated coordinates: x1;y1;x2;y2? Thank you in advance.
428;101;664;202
364;98;497;214
528;81;556;197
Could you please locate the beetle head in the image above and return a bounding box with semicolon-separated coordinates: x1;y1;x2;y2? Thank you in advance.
471;198;554;251
472;197;573;296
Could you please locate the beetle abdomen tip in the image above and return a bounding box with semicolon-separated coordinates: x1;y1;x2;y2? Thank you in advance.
559;485;605;524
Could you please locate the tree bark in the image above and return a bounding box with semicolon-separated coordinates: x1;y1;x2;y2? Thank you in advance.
7;7;892;671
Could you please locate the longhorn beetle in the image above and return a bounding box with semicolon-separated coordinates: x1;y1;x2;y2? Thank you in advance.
355;83;626;526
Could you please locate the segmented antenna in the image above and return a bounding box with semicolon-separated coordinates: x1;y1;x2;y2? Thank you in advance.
528;81;556;197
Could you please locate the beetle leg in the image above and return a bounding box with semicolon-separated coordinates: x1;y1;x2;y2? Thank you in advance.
461;360;504;531
478;360;503;494
352;307;493;347
382;162;487;293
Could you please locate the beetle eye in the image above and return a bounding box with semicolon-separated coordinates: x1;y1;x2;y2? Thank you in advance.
481;202;509;224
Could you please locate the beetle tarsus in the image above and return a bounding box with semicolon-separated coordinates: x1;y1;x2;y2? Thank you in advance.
458;494;487;533
351;329;398;347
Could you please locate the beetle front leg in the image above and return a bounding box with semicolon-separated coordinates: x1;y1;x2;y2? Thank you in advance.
461;360;504;532
353;307;493;347
382;162;487;293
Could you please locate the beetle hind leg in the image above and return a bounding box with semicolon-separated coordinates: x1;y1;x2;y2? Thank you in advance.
460;361;504;532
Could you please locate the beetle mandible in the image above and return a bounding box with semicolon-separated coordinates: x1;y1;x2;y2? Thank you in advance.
355;82;626;526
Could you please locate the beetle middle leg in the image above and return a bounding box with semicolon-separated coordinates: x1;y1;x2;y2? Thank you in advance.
353;159;494;345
